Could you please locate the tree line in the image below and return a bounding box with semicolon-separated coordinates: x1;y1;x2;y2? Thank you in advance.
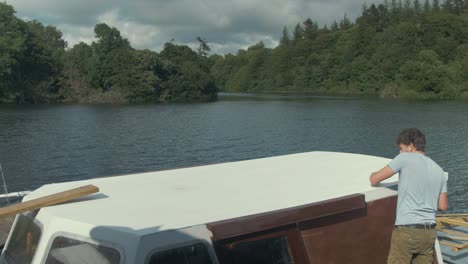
211;0;468;100
2;1;468;104
0;2;217;103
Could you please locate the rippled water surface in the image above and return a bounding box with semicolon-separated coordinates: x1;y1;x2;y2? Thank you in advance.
0;94;467;212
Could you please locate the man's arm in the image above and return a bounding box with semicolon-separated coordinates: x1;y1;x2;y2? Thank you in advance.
438;192;448;211
370;166;395;186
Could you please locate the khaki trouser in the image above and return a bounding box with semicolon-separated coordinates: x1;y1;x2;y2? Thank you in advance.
387;226;436;264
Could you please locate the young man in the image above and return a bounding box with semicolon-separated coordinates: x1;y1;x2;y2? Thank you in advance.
370;128;448;264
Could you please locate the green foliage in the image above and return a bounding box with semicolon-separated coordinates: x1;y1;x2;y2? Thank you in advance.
196;37;211;57
397;50;449;97
303;18;320;39
433;0;441;12
279;26;290;47
339;14;353;30
0;2;27;102
0;3;66;103
158;43;217;102
293;23;304;44
2;0;467;103
211;1;468;100
0;2;217;104
423;0;431;13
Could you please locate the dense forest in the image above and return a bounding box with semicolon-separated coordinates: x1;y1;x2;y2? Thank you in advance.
2;1;468;104
211;0;468;100
0;2;217;103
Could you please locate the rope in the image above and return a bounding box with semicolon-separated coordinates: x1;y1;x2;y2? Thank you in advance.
0;163;9;204
438;235;468;241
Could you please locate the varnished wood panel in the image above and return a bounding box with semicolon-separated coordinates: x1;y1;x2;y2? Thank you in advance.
299;196;397;264
208;194;366;241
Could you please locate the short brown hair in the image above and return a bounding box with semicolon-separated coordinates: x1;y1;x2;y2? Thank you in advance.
396;128;426;151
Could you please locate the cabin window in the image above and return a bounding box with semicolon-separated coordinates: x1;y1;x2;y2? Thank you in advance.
148;242;213;264
231;236;293;264
45;236;121;264
2;214;42;264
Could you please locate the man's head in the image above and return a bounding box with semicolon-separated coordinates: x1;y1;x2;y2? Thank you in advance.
396;128;426;153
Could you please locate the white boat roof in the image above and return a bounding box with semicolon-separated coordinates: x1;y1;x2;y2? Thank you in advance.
24;151;398;236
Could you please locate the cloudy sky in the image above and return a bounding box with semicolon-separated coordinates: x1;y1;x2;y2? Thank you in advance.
7;0;383;54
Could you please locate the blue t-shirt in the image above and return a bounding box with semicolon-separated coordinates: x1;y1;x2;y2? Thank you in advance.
388;152;447;225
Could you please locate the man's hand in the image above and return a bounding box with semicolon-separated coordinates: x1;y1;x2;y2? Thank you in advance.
370;166;395;186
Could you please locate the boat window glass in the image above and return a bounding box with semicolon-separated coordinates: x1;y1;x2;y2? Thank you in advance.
148;242;213;264
231;236;293;264
45;236;121;264
2;214;42;264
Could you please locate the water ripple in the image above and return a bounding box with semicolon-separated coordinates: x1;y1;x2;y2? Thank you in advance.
0;99;467;213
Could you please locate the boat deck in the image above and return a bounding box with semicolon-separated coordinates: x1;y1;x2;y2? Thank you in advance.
438;225;468;263
21;152;398;236
0;152;465;263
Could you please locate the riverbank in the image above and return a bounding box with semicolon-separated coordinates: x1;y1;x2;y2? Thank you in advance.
219;89;468;102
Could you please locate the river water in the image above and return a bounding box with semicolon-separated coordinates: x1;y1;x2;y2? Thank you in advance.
0;94;467;212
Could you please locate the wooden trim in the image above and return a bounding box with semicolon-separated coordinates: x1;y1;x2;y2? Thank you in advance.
297;206;367;230
439;241;468;252
0;185;99;218
227;228;291;246
437;214;468;217
438;218;468;227
287;226;310;264
439;229;468;238
208;193;365;241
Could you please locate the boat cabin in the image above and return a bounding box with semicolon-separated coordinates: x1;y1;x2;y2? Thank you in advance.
0;151;400;263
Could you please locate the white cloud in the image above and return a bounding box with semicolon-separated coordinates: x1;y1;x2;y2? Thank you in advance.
6;0;384;54
58;24;95;48
96;9;163;50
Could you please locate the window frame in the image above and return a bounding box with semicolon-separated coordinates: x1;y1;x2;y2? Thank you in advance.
2;213;43;264
144;239;217;264
217;228;309;264
229;229;295;263
41;232;125;264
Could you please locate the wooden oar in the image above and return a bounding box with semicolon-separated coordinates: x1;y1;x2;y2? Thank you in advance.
0;185;99;218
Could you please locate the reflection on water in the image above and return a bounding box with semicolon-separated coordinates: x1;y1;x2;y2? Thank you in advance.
0;95;467;213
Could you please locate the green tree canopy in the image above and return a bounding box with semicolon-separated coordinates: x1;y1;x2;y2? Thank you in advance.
211;1;468;100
